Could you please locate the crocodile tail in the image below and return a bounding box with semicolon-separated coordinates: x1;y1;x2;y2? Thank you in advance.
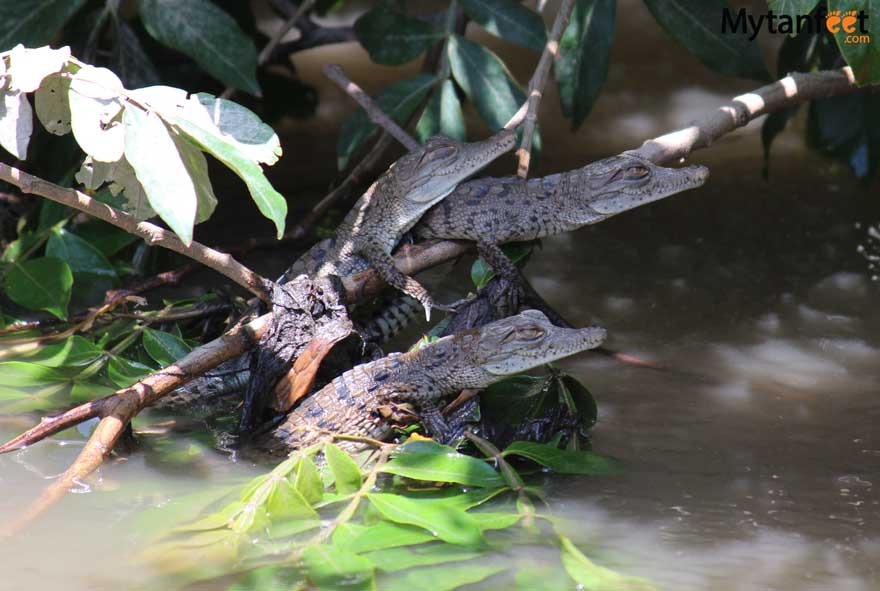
157;354;251;412
360;295;422;344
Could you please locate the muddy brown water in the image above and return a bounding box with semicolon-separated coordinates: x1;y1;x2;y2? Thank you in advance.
1;1;878;589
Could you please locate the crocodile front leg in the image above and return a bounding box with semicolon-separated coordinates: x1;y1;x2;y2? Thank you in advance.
362;245;451;321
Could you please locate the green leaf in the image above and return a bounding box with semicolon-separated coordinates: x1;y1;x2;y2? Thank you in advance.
324;443;363;494
142;328;191;366
46;228;118;302
559;535;655;590
172;133;217;224
138;0;260;95
461;0;547;51
502;441;616;475
829;0;880;84
384;440;504;487
515;565;577;591
69;221;138;257
643;0;771;81
112;20;161;89
363;544;481;572
123;105;197;245
0;0;87;51
367;493;484;547
68;65;125;162
300;545;375;591
0;85;33;159
355;4;443;65
294;456;324;505
416;79;466;142
227;566;301;591
70;381;117;402
380;563;505;591
767;0;822;21
266;478;319;521
0;361;69;386
470;243;532;289
555;0;615;129
471;511;521;530
35;72;72;136
106;355;152;387
140;89;287;238
23;335;101;367
336;74;436;170
3;257;72;319
447;35;525;133
344;521;437;553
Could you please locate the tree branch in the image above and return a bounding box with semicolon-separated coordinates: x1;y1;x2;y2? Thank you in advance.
633;67;859;165
512;0;575;178
0;163;271;302
322;64;420;151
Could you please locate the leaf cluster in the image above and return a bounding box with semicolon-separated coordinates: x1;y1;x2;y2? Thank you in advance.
140;439;650;591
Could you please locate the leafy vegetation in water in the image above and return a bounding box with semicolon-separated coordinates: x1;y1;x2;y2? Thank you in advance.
138;439;651;591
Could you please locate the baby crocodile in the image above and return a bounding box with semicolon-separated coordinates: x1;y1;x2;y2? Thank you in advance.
414;152;709;280
257;310;606;455
280;129;516;319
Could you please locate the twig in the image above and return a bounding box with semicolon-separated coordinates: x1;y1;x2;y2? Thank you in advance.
633;67;860;165
286;134;395;240
0;163;271;302
322;64;420;151
508;0;576;178
464;430;535;528
0;313;271;537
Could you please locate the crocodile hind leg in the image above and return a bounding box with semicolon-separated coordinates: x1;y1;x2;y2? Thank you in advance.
362;246;452;321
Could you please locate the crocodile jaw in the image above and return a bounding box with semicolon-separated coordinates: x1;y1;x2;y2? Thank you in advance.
589;164;709;215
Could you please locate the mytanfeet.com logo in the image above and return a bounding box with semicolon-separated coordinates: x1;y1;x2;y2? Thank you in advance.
722;6;870;44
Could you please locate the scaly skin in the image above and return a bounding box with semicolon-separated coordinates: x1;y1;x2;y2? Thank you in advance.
280;129;516;318
257;310;607;455
414;152;709;279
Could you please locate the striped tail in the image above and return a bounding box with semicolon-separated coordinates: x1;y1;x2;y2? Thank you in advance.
359;294;423;343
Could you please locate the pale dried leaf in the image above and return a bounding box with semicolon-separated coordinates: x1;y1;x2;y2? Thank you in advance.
8;45;71;93
35;73;72;135
0;87;33;158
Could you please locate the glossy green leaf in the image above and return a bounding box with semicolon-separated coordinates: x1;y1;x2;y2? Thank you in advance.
266;478;319;521
829;0;880;84
123;105;198;245
767;0;822;20
138;0;260;95
380;563;505;591
142;328;191;366
46;227;118;301
502;441;616;475
0;361;69;386
416;79;466;143
556;0;615;129
470;242;532;289
643;0;771;81
324;443;363;494
336;74;436;170
560;535;655;590
558;374;598;432
301;545;375;591
149;92;287;239
409;486;509;511
107;355;152;388
294;456;324;505
0;85;33;159
363;544;481;572
0;0;87;51
448;35;525;132
384;440;504;487
355;4;443;65
23;335;101;367
461;0;547;51
343;520;437;554
367;493;484;547
3;257;72;319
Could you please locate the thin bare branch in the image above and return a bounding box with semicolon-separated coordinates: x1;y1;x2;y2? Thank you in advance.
323;64;420;151
0;163;271;302
511;0;576;177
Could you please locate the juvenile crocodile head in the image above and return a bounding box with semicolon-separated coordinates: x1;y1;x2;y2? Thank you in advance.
463;310;607;380
383;128;517;209
559;153;708;227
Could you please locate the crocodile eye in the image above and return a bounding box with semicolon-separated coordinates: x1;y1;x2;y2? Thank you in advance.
516;327;544;341
626;166;649;179
424;146;457;162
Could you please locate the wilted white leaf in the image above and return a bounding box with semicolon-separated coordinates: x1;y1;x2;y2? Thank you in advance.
74;156;114;190
35;73;72;135
0;87;33;158
108;158;155;220
123;105;197;244
69;65;124;162
8;45;71;92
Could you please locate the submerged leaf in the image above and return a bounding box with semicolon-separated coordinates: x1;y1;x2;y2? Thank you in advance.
363;543;481;572
301;544;375;591
559;535;655;590
379;563;505;591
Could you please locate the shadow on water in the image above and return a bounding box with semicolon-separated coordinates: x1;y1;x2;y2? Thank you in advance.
1;1;878;589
